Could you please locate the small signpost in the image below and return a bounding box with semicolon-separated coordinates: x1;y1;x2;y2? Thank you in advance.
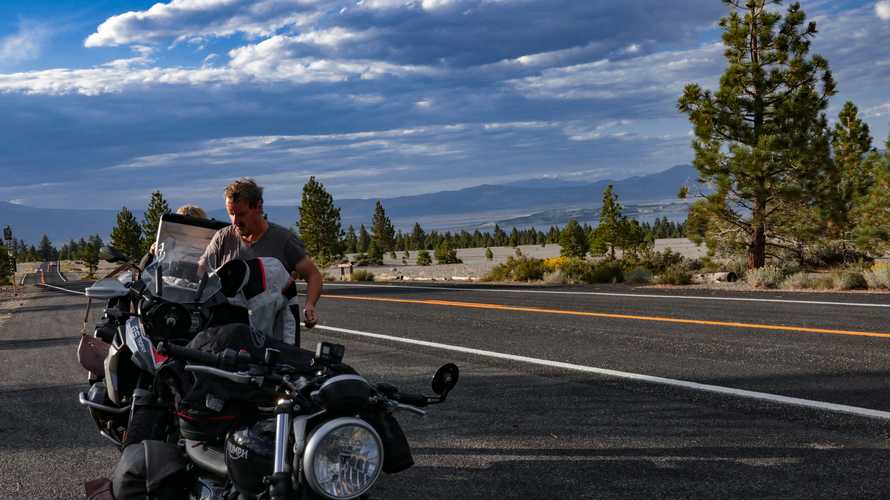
3;225;16;297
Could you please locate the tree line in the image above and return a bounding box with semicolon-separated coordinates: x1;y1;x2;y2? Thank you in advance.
297;175;686;266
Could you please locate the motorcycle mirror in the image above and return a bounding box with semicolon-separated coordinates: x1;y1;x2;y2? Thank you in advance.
431;363;459;396
99;245;128;263
217;259;249;297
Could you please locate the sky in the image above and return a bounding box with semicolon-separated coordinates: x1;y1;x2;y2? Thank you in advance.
0;0;888;210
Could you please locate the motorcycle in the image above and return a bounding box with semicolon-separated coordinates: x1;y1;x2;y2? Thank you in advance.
77;213;460;499
77;213;231;448
155;333;458;500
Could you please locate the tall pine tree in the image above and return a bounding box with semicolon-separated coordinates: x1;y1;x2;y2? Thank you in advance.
830;102;874;238
110;207;143;260
38;235;55;262
141;190;171;254
297;177;343;265
370;201;396;252
678;0;836;269
357;225;370;253
851;133;890;254
343;225;358;254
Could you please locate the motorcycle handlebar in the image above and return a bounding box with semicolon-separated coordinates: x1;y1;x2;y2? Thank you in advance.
393;392;429;407
158;342;251;370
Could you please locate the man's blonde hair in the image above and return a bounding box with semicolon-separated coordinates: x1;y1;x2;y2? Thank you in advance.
176;205;207;219
224;178;264;208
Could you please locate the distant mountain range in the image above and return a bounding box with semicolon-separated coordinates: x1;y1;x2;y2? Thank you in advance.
0;164;699;245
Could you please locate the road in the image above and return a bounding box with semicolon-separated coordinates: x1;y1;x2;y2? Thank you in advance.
3;270;890;498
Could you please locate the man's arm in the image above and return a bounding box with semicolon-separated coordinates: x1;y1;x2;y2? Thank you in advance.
293;256;322;328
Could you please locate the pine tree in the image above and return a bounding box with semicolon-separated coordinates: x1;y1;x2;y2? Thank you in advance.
559;220;588;258
509;228;520;247
678;0;836;269
357;225;370;253
410;223;425;250
830;102;874;239
110;207;143;260
370;201;396;252
434;241;461;264
485;247;494;260
82;234;102;277
141;190;170;254
38;235;55;262
589;185;624;259
344;225;358;254
0;244;10;285
297;177;343;266
416;250;432;266
851;133;890;254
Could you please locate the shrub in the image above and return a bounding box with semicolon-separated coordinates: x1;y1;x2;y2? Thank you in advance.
746;265;788;289
781;272;832;290
434;242;462;264
351;270;375;282
864;262;890;289
625;266;653;285
556;258;595;282
543;256;571;272
588;260;624;284
511;257;546;281
416;250;432;266
543;270;568;285
781;272;815;290
484;247;494;260
354;253;382;267
830;270;868;290
657;265;692;285
804;241;872;268
634;249;686;275
483;256;546;282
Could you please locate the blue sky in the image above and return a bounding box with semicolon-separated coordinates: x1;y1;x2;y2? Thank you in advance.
0;0;888;210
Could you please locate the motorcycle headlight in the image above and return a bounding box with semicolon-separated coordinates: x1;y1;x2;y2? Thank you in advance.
303;418;383;500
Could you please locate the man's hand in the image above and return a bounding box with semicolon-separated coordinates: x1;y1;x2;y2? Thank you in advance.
303;303;318;329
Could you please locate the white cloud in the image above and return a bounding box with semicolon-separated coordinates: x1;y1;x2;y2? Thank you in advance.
864;101;890;118
0;34;439;95
84;0;319;47
227;35;438;82
877;1;890;21
294;27;375;47
0;22;50;66
421;0;458;10
508;43;723;100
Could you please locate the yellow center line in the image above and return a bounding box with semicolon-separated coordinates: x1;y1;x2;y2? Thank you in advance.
327;294;890;339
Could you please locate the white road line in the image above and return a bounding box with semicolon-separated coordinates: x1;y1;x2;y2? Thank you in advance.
37;283;86;296
316;324;890;421
322;282;890;308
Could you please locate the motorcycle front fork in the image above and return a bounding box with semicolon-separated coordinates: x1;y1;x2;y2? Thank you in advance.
269;399;294;500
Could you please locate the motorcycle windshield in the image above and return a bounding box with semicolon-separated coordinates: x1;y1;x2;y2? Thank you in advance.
142;216;226;304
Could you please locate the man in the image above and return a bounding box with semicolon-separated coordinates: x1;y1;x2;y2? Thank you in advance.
201;178;322;345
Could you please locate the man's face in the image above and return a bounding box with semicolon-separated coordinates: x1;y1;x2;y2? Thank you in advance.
226;198;263;237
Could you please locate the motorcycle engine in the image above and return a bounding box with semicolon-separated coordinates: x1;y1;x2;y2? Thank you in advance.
225;419;276;497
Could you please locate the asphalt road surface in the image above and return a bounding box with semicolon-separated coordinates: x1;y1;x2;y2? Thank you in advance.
4;271;890;498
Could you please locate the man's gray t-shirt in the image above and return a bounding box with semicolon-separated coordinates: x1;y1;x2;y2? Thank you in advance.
201;222;307;274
